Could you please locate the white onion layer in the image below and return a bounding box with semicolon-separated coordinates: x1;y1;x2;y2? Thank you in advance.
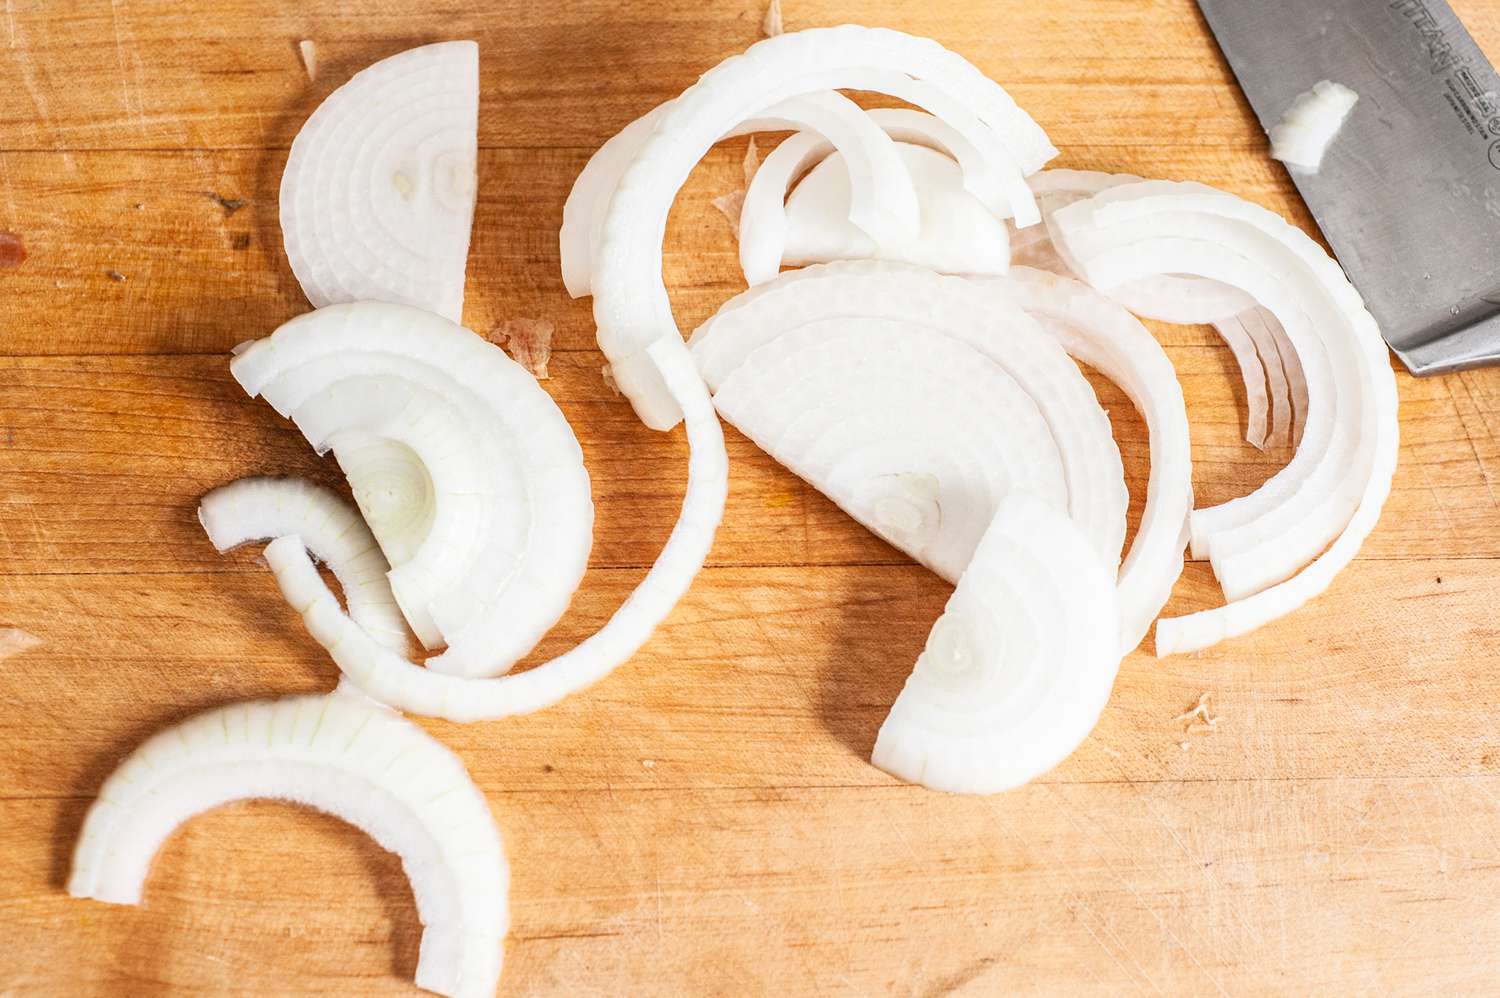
871;494;1121;794
231;302;594;679
198;477;409;651
1050;180;1398;654
68;693;508;998
281;41;479;322
260;336;727;721
590;25;1055;429
1269;81;1359;172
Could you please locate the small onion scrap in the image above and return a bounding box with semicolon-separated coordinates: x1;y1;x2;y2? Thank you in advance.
68;693;509;998
280;41;479;323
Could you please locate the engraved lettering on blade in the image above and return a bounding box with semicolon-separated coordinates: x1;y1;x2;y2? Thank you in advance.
1389;0;1461;72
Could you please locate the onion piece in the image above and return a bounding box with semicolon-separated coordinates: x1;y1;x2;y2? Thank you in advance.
1050;180;1398;653
982;267;1193;652
1234;306;1296;449
871;494;1120;794
232;302;594;679
260;336;727;721
773;143;1011;278
198;477;409;651
280;42;479;322
590;25;1054;428
691;260;1126;574
68;693;508;998
1269;81;1358;172
1210;310;1275;449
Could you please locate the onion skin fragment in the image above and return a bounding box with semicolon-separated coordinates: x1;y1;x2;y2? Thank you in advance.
68;693;508;998
263;336;727;721
198;476;410;651
280;41;479;322
872;495;1121;794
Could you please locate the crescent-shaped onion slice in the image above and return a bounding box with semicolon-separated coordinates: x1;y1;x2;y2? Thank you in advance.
257;335;726;721
981;266;1193;652
871;494;1121;794
68;693;508;998
198;477;409;651
280;41;479;323
691;260;1126;573
231;302;594;678
1050;180;1398;653
590;25;1054;429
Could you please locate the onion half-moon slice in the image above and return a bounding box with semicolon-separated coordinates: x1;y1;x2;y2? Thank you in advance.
198;477;409;651
280;41;479;323
68;693;508;998
231;302;594;678
872;494;1121;794
980;267;1193;652
259;335;727;721
691;260;1126;573
1050;180;1399;654
589;25;1055;429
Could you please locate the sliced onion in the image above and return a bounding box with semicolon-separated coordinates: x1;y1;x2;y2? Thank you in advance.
1210;310;1274;449
1269;81;1358;172
231;302;594;679
773;143;1011;278
69;693;508;998
280;41;478;323
589;25;1054;429
1051;180;1399;654
871;494;1120;794
690;260;1126;574
259;336;726;720
198;477;409;651
982;266;1193;652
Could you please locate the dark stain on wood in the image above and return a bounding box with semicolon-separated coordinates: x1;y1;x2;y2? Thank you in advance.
0;231;25;268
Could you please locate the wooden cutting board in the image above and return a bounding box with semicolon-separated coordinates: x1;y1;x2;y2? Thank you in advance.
3;1;1500;993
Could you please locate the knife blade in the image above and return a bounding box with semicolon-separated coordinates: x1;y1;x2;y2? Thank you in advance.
1195;0;1500;375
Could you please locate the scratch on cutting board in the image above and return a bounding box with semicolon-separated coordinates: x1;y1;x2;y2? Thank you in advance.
4;0;16;48
0;628;42;661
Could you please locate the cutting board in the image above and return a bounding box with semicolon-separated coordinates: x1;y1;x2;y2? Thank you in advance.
4;1;1500;994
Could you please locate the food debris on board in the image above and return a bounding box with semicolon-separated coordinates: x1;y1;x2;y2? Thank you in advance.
494;317;555;379
299;39;318;81
0;628;42;661
761;0;784;37
711;137;761;236
1174;691;1221;746
104;270;127;283
206;191;248;216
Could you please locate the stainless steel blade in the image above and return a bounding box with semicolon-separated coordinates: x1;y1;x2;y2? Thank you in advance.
1196;0;1500;374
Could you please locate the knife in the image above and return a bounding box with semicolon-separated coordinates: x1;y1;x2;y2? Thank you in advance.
1195;0;1500;375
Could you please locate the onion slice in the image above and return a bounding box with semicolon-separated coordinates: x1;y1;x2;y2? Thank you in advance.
1050;180;1399;653
589;25;1054;429
198;477;409;651
691;260;1127;573
68;693;508;998
259;336;727;720
280;42;479;322
871;494;1121;794
982;267;1193;652
231;302;594;678
1269;81;1358;172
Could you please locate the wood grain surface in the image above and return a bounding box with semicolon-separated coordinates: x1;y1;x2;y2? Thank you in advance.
4;1;1500;994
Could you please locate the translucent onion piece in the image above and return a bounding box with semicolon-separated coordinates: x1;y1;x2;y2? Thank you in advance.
776;143;1011;278
1051;180;1399;654
1269;80;1358;172
591;25;1055;429
198;477;409;651
984;266;1193;652
231;302;594;679
1211;310;1274;449
711;319;1068;577
1233;306;1295;449
871;494;1121;794
261;336;727;721
561;90;921;299
68;693;508;998
691;260;1125;573
280;41;479;323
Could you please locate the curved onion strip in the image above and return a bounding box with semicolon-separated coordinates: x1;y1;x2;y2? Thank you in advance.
777;143;1011;277
1211;311;1274;449
983;267;1192;652
1269;81;1358;172
232;302;594;678
738;130;838;285
199;477;409;651
259;336;726;721
1255;306;1311;446
871;494;1120;794
562;90;921;298
1235;306;1295;449
1051;180;1398;653
592;25;1054;429
68;693;508;998
281;42;478;322
862;107;1011;216
711;319;1068;578
691;260;1125;571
